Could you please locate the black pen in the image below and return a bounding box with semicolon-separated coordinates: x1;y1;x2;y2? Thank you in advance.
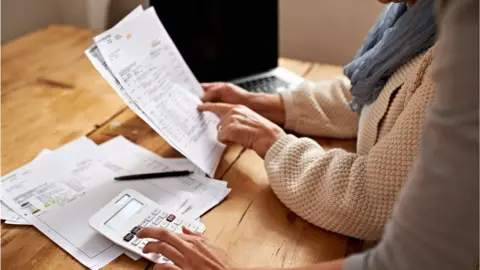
114;170;193;180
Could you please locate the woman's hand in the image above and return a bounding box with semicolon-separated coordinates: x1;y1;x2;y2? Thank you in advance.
198;103;285;158
201;82;252;105
201;83;286;125
137;226;234;270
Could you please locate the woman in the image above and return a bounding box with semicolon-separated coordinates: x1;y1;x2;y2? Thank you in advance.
137;0;479;269
198;0;436;240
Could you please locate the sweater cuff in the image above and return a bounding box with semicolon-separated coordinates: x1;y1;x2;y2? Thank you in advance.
265;134;298;166
279;80;317;131
279;90;297;131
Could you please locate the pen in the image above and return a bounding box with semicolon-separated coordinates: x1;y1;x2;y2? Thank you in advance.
114;170;193;180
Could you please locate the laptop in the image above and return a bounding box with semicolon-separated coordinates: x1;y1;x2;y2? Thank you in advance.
150;0;303;93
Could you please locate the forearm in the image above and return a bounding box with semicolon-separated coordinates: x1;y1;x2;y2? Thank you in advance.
265;135;393;240
244;92;285;125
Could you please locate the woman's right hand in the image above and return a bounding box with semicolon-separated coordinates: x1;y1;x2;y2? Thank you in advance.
201;82;286;125
201;82;252;105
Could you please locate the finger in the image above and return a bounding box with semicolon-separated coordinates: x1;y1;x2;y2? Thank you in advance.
137;227;164;240
182;226;203;237
197;103;234;116
139;228;219;268
217;123;238;145
216;108;236;131
201;85;224;102
153;263;181;270
201;82;220;89
143;242;186;267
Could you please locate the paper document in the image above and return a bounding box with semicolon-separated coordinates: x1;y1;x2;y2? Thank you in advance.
1;138;126;269
98;136;230;219
1;136;230;269
1;149;52;225
87;7;225;177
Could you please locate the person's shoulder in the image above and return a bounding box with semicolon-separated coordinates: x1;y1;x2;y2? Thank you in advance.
403;45;438;102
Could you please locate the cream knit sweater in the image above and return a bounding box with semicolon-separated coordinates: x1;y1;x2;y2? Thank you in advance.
265;48;435;240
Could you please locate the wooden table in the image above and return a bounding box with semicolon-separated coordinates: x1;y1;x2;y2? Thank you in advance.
1;25;355;269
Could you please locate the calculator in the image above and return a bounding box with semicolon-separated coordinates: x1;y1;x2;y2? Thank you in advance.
89;189;205;264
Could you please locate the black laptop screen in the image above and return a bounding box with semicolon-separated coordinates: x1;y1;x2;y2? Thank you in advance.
151;0;278;82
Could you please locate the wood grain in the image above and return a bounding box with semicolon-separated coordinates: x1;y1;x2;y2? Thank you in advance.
200;150;348;268
1;26;126;175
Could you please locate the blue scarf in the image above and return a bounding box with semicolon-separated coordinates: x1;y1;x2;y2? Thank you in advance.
344;0;436;112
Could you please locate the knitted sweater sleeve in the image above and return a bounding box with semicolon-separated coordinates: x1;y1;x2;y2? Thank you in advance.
265;66;435;240
279;78;359;139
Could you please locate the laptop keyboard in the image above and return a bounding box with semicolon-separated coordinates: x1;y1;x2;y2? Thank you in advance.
236;76;289;93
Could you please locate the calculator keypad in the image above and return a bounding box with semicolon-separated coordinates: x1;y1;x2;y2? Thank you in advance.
126;209;204;264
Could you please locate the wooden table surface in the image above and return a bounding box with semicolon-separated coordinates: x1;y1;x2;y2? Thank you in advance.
1;25;355;269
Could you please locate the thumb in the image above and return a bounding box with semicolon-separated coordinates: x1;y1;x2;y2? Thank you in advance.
201;86;221;102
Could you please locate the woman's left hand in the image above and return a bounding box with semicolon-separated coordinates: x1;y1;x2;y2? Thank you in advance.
198;103;286;158
137;226;234;270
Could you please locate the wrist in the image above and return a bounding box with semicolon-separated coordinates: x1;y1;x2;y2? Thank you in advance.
258;126;286;158
246;93;285;125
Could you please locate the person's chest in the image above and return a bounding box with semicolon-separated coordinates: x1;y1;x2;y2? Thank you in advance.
356;51;430;155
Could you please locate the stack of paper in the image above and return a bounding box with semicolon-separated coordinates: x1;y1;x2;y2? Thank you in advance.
1;136;231;269
85;5;225;177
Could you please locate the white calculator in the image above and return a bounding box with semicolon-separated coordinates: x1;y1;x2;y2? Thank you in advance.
89;189;205;264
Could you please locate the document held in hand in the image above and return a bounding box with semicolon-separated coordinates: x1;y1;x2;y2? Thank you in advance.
86;7;225;177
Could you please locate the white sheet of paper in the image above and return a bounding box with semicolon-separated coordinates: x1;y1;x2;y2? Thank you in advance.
160;158;205;175
1;137;191;269
1;149;52;225
0;138;122;269
84;6;165;156
91;7;225;177
98;136;230;219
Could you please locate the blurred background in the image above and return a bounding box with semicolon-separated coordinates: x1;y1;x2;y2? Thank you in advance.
1;0;384;66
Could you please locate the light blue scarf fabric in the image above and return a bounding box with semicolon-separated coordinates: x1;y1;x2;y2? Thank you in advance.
344;0;436;112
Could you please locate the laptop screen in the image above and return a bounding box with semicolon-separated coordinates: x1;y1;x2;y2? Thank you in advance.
151;1;278;82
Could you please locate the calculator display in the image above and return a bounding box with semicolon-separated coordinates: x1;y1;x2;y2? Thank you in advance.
105;199;143;231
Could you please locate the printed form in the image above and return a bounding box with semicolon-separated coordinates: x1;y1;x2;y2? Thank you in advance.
1;149;52;225
1;138;188;269
91;7;225;177
1;136;230;269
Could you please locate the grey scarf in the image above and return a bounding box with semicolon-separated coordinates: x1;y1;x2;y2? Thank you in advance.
344;0;436;112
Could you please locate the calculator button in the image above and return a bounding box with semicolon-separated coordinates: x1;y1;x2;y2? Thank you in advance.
140;219;149;227
131;237;141;246
138;241;146;249
145;214;154;221
123;233;134;242
166;214;176;222
167;223;178;231
174;226;183;233
160;220;170;228
152;208;161;215
159;211;168;218
187;223;198;231
131;226;142;235
153;216;163;225
173;218;183;226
